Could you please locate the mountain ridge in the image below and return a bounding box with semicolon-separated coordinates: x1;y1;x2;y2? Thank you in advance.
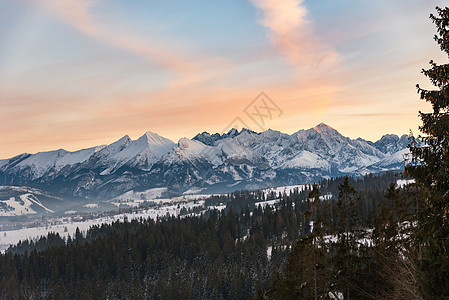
0;124;409;199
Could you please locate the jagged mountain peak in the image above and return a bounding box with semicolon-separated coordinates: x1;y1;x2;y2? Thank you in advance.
374;133;409;154
130;132;175;156
119;135;131;143
314;122;333;129
110;135;131;148
178;137;202;149
240;128;257;134
96;132;176;175
138;131;175;146
312;123;337;134
0;124;409;199
95;135;131;158
170;137;223;167
192;132;222;146
227;128;239;136
193;127;257;146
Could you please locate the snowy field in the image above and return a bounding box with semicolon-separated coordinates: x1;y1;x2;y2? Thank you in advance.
107;186;226;208
396;179;415;187
0;194;54;216
0;183;330;252
0;200;204;252
262;184;308;196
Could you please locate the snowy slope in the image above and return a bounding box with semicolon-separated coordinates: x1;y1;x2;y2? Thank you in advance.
0;186;66;216
0;194;54;216
13;147;101;179
99;132;175;175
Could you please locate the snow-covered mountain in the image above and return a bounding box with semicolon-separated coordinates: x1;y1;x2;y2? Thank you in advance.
0;124;409;199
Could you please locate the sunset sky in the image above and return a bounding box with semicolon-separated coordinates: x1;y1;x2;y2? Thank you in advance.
0;0;447;159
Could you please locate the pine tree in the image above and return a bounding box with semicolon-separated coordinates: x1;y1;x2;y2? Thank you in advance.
369;184;419;299
307;184;329;300
331;177;361;300
407;6;449;299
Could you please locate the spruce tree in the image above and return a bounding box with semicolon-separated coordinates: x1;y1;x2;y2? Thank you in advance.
407;6;449;299
332;177;360;300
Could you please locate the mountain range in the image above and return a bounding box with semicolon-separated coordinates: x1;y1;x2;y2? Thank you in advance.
0;123;409;200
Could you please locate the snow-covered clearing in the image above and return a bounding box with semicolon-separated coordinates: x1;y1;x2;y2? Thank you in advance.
396;179;415;187
0;200;204;253
262;184;307;196
0;194;53;216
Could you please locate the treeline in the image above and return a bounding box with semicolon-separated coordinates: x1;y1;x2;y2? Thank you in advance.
1;210;287;299
0;172;405;299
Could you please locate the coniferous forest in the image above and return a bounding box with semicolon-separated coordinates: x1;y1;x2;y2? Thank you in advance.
0;172;417;299
1;5;449;300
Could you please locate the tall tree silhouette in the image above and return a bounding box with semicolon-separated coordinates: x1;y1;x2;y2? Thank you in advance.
408;6;449;299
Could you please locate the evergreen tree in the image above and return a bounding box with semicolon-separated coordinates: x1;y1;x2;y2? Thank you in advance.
407;6;449;299
369;184;419;299
308;184;325;300
332;177;361;299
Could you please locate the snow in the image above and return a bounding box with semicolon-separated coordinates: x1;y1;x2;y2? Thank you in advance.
0;200;205;252
323;229;374;248
255;199;279;208
338;166;359;173
115;132;174;165
0;194;53;216
267;246;273;260
54;147;101;169
110;200;144;208
15;149;67;179
0;186;57;196
210;205;226;211
14;147;101;179
320;193;333;201
100;133;175;175
83;204;98;208
281;151;330;170
0;159;8;169
1;125;410;190
0;187;61;216
313;122;334;133
98;135;131;157
183;187;206;195
112;187;167;202
262;184;307;196
266;245;289;261
168;138;223;166
227;181;241;187
221;165;243;181
396;179;415;188
110;188;225;208
0;197;36;215
378;148;410;165
0;181;385;252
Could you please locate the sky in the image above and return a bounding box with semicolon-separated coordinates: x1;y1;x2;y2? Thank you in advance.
0;0;447;158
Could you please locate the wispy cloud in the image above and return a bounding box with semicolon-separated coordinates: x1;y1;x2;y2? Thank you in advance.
30;0;231;86
2;0;440;158
250;0;338;72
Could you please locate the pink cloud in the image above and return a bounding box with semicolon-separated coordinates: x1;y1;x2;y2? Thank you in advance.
250;0;338;73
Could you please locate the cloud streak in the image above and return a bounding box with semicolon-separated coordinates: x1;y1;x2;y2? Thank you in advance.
30;0;231;87
250;0;338;72
1;0;441;158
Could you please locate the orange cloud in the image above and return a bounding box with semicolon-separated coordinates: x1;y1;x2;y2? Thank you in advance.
250;0;338;73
